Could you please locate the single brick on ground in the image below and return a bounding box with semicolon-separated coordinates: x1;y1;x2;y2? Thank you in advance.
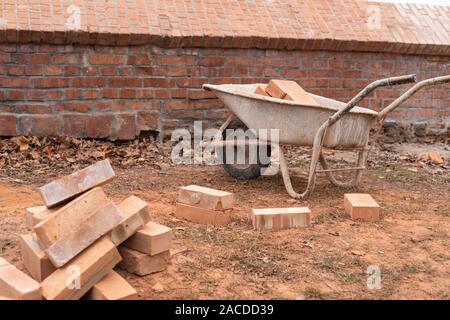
25;206;57;229
123;221;172;256
85;271;137;300
251;207;311;231
177;185;234;210
0;257;42;300
110;195;150;246
118;246;170;276
175;203;232;226
19;233;56;282
45;202;124;267
39;159;115;207
34;187;109;248
344;194;380;222
41;237;121;300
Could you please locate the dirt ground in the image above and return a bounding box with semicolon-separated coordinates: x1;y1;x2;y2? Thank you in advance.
0;140;449;300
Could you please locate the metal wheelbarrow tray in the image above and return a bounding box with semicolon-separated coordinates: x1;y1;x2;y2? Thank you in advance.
203;75;450;199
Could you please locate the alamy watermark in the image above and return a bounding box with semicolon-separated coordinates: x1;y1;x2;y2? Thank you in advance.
170;121;280;175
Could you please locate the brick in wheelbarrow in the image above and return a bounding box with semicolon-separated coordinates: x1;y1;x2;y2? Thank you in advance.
251;207;311;231
123;221;173;256
265;79;319;106
45;202;124;268
0;257;42;300
84;271;137;300
344;194;380;222
39;159;115;207
33;187;109;248
254;84;270;96
25;206;59;229
118;246;170;276
109;195;151;246
175;203;232;226
19;233;56;282
177;185;234;210
41;237;121;300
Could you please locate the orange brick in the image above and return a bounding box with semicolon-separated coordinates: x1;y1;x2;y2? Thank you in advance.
85;271;137;300
25;206;57;229
284;91;319;106
0;257;42;300
123;222;172;256
39;159;115;207
110;195;151;246
45;202;123;268
251;207;311;231
175;203;231;226
266;80;302;99
19;234;56;282
41;237;121;300
344;194;380;222
34;187;109;248
177;185;234;210
118;246;170;276
254;84;270;96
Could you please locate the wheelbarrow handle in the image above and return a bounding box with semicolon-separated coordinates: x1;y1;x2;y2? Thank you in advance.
328;74;417;126
379;75;450;119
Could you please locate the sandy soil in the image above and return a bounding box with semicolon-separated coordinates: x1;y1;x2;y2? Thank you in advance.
0;143;449;300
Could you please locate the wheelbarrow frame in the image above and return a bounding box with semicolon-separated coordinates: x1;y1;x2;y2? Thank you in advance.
203;75;450;199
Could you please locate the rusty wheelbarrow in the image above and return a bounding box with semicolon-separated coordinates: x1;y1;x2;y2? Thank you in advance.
202;75;450;199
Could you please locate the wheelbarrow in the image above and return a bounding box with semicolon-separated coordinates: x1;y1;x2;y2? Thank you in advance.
202;75;450;199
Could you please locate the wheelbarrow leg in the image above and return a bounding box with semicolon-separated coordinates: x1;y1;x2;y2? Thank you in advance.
319;149;368;188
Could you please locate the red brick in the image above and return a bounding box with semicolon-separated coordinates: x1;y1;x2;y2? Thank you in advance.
344;194;380;222
19;234;56;282
85;271;137;300
18;115;62;136
123;222;172;256
38;160;115;208
0;115;17;136
63;114;86;137
25;206;57;229
251;207;311;231
45;202;123;267
178;185;234;210
137;111;159;131
86;114;113;138
112;113;137;140
41;237;121;300
89;54;126;65
0;257;42;300
118;246;170;276
33;78;70;88
175;203;232;226
110;195;151;246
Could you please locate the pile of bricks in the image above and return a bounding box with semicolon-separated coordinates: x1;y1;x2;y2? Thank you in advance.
255;79;320;107
175;185;234;227
0;159;173;300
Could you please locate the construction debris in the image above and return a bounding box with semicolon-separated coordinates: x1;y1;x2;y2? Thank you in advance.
344;194;380;222
418;151;444;165
0;159;174;300
250;207;311;231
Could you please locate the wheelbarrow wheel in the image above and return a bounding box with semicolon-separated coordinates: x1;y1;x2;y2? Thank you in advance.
220;118;271;180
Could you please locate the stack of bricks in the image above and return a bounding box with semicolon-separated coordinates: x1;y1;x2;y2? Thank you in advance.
175;185;234;226
254;80;320;107
0;159;173;300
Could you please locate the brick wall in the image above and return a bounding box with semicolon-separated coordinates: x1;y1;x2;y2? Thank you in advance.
0;43;449;140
